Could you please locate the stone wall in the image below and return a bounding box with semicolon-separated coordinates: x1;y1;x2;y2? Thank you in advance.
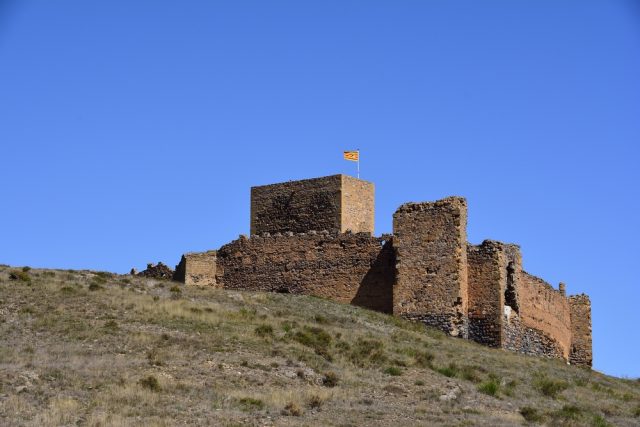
502;312;566;359
215;232;394;313
517;272;572;359
173;251;218;286
341;175;375;234
250;175;374;236
392;197;468;337
569;295;593;367
467;241;506;347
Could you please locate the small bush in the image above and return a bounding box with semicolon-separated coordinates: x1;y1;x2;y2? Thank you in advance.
238;397;264;411
592;414;611;427
520;407;543;422
384;366;402;376
347;338;387;367
307;394;324;409
103;320;119;330
554;405;583;421
322;371;339;387
413;350;435;368
88;283;102;291
22;266;31;272
478;379;500;397
169;285;182;294
281;402;302;416
291;326;333;360
414;380;425;386
460;365;481;383
138;375;161;392
254;324;274;338
435;363;458;378
9;270;31;283
535;376;569;398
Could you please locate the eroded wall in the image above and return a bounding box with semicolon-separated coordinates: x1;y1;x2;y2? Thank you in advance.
392;197;468;337
569;295;593;367
467;241;506;347
215;232;394;313
174;251;218;286
516;272;572;359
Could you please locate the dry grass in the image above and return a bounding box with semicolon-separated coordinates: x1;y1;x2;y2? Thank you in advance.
0;265;639;426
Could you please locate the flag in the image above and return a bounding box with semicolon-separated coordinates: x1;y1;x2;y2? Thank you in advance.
343;150;359;162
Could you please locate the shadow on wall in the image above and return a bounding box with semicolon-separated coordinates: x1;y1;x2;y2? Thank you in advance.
351;240;395;314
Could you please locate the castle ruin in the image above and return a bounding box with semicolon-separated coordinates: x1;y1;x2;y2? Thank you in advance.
174;174;592;367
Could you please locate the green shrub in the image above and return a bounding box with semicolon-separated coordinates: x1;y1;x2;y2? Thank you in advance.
88;282;102;291
254;324;274;338
322;371;339;387
169;285;182;294
238;397;264;411
22;266;31;272
535;376;569;398
478;379;500;397
592;414;611;427
291;326;333;360
347;338;387;367
383;366;402;376
138;375;161;392
554;405;583;421
519;407;543;422
9;270;31;283
435;363;458;378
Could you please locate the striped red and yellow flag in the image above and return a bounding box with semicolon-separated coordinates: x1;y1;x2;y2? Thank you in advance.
343;150;359;162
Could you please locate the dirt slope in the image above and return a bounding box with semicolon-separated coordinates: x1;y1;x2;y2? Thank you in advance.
0;266;638;426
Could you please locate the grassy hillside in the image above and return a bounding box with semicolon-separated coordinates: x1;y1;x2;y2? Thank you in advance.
0;266;638;426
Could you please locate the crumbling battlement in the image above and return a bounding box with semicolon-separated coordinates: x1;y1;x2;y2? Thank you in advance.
174;174;593;367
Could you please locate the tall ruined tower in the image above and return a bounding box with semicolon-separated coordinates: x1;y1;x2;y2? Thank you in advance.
250;174;374;235
392;197;469;337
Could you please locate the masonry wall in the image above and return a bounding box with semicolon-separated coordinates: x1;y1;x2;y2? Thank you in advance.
215;232;394;313
467;241;506;347
569;295;593;367
250;175;343;235
392;197;468;337
341;175;375;234
174;251;218;286
516;272;572;359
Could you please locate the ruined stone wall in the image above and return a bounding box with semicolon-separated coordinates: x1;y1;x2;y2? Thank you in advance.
516;272;572;359
341;175;374;234
467;241;506;347
392;197;468;337
250;175;343;235
569;295;593;367
173;251;217;286
215;232;394;313
502;313;566;359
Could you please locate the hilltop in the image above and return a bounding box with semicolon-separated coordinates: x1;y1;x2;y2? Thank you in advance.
0;266;638;426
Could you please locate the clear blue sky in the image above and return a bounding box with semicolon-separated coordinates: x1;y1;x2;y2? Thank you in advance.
1;1;638;378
